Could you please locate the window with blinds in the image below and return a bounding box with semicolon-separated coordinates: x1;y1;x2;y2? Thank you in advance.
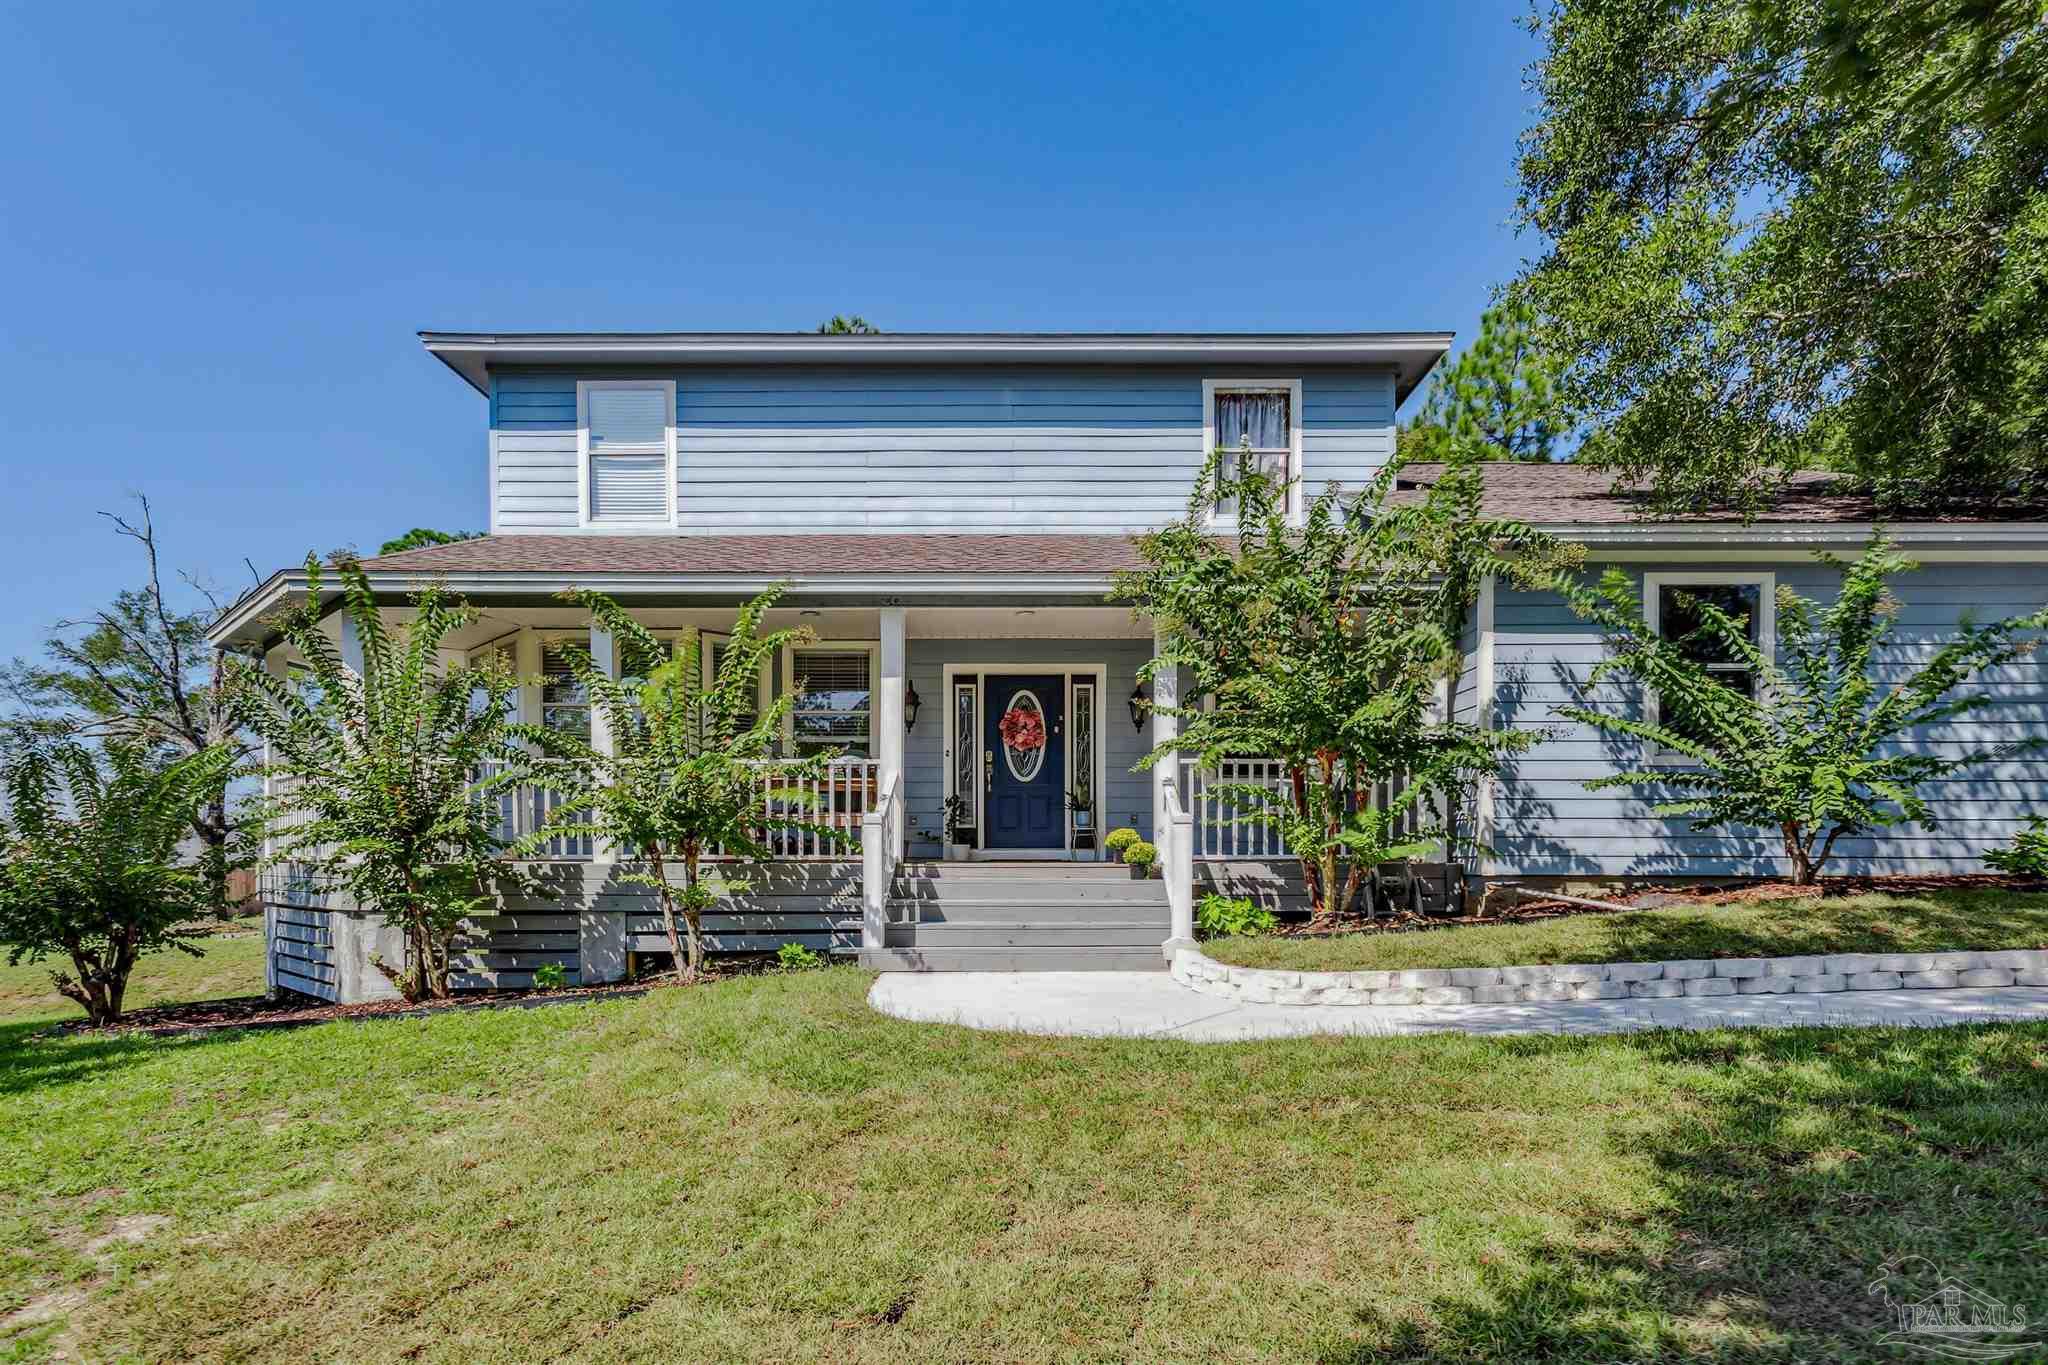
540;642;590;739
790;648;872;756
583;383;672;524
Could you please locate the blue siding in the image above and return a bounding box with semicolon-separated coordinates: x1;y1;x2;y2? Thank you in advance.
1489;561;2048;878
904;637;1157;858
490;365;1396;534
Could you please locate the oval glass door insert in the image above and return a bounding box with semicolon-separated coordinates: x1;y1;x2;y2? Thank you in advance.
1001;691;1046;782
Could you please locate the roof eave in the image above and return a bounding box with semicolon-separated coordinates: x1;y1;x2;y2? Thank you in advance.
417;331;1455;402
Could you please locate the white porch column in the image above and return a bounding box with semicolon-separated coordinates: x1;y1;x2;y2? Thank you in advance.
514;628;542;728
1150;624;1178;846
587;622;619;861
877;606;907;859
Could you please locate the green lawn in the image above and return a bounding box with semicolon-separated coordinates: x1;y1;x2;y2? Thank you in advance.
6;963;2048;1360
0;929;267;1028
1205;889;2048;973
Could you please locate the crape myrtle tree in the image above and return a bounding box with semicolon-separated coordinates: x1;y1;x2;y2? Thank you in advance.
0;741;234;1025
1557;537;2048;884
1514;0;2048;514
238;557;526;1000
517;585;846;980
1;497;255;911
1113;448;1581;918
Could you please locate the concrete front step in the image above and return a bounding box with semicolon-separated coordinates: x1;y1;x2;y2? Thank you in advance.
897;862;1139;880
887;922;1170;948
892;902;1171;925
895;882;1166;906
858;946;1169;972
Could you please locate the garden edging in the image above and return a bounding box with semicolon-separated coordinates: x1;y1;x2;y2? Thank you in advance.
1169;944;2048;1007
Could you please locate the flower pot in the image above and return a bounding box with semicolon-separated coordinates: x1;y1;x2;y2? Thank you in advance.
1072;810;1092;830
1128;863;1156;880
945;843;971;863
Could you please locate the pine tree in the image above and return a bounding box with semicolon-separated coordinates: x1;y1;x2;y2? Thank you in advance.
1398;297;1569;464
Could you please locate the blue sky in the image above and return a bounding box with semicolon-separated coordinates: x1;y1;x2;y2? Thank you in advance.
0;2;1539;665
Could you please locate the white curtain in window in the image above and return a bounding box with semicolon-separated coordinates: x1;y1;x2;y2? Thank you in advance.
587;387;668;522
1217;391;1289;449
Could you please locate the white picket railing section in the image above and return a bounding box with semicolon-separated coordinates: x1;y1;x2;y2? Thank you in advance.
1177;758;1423;861
477;757;881;862
860;770;905;948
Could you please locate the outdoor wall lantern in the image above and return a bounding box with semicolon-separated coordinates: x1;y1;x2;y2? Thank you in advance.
1128;683;1148;731
905;681;922;731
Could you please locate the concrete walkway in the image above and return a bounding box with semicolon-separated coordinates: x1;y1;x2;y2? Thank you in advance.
867;971;2048;1042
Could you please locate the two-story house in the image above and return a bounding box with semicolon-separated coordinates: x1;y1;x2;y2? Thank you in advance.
209;330;2048;1002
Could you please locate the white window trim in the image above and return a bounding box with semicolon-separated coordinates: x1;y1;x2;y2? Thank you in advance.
1641;570;1776;766
782;639;882;757
1202;378;1304;529
576;379;677;529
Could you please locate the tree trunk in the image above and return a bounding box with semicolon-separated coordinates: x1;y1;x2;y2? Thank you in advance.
1782;822;1816;886
196;797;231;914
648;843;688;982
682;838;705;981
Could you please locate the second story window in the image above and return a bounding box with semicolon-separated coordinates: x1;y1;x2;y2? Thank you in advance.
578;381;675;526
1203;380;1302;526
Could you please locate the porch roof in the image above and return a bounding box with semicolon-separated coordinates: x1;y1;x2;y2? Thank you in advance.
358;532;1150;577
206;533;1151;650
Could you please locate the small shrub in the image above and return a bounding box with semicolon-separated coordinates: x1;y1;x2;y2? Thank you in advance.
1105;827;1141;856
777;942;824;970
531;961;569;991
1987;818;2048;878
1196;893;1277;940
1122;840;1158;871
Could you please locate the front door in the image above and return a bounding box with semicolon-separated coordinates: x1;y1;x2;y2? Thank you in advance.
983;675;1066;850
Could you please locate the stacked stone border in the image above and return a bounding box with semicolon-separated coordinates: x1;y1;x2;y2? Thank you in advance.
1170;944;2048;1007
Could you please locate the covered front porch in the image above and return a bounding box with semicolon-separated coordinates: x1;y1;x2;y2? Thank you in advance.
230;571;1311;989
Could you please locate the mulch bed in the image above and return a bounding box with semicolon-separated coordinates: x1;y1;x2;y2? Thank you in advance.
1264;872;2048;940
40;979;663;1041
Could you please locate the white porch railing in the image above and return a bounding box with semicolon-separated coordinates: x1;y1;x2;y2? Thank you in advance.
860;770;904;948
1176;758;1424;860
477;757;880;862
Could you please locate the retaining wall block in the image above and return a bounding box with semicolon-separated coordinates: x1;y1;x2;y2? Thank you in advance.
1684;978;1737;997
1343;971;1393;992
1736;976;1794;994
2018;969;2048;987
1447;967;1503;988
1825;954;1882;976
1714;958;1767;979
1550;964;1607;984
1574;981;1627;1001
1391;969;1451;989
1788;973;1846;993
1500;965;1552;986
1902;969;1960;990
1875;954;1937;974
1662;960;1711;980
1959;967;2017;988
1470;985;1522;1004
1846;971;1904;991
1370;987;1423;1006
1928;952;1984;972
1765;956;1827;977
1419;986;1473;1005
1980;950;2048;971
1629;979;1684;999
1607;962;1664;983
1521;982;1577;1003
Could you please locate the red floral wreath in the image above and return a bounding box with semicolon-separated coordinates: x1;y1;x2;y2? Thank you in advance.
998;706;1046;752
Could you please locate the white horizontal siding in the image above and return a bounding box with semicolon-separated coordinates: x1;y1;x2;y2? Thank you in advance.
489;365;1396;534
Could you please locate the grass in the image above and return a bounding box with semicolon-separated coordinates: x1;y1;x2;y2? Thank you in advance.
0;928;268;1028
5;964;2048;1360
1204;889;2048;973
